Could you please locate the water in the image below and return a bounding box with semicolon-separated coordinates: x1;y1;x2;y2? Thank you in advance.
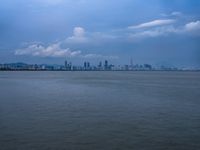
0;71;200;150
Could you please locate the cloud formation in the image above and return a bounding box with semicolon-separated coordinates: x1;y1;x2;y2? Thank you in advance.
51;19;200;46
15;41;118;59
184;21;200;32
128;19;200;40
129;26;178;39
128;19;175;29
66;27;89;43
15;43;81;58
14;19;200;59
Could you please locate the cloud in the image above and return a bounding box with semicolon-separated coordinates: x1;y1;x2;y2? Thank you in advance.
127;20;200;40
184;20;200;32
73;27;85;37
15;19;200;58
15;42;117;59
129;26;178;39
65;27;118;44
128;19;176;29
66;27;89;43
15;43;81;58
15;26;119;59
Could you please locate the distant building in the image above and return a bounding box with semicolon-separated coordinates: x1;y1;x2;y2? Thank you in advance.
97;61;102;70
65;60;68;68
87;62;90;69
125;65;129;71
130;57;134;70
99;61;102;67
84;62;87;69
144;64;152;70
104;60;108;70
84;62;90;70
64;60;72;70
0;61;185;71
68;62;72;71
41;65;46;70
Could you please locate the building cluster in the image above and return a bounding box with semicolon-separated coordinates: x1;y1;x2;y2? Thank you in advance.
64;60;117;71
0;60;183;71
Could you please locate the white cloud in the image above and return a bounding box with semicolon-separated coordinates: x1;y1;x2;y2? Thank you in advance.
73;27;85;37
66;27;89;43
128;19;176;29
128;26;180;40
15;27;119;59
184;21;200;32
127;20;200;40
65;27;118;44
15;19;200;58
15;42;117;59
15;43;81;58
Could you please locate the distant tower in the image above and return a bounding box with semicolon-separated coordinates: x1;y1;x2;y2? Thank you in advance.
104;60;108;70
84;62;87;69
68;62;72;71
65;60;68;68
98;61;102;67
87;62;90;68
130;57;133;67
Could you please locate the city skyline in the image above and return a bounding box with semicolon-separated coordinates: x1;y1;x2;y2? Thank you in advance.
0;0;200;67
1;59;197;71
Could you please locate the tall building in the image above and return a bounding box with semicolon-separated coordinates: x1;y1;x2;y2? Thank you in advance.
84;62;87;69
87;62;90;68
69;62;72;70
130;57;133;67
84;61;87;70
84;62;90;70
98;61;102;67
98;61;102;70
65;60;68;68
130;57;134;70
64;60;72;70
104;60;108;70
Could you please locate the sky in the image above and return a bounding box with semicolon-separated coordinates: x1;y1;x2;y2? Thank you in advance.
0;0;200;67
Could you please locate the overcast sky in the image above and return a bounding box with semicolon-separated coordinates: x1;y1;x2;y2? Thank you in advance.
0;0;200;67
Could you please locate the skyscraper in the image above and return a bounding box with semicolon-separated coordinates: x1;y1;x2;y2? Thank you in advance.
130;57;133;67
104;60;108;70
130;57;134;70
65;60;68;68
84;62;87;69
84;62;90;70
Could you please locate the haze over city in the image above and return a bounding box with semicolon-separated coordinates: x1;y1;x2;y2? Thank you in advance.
0;0;200;68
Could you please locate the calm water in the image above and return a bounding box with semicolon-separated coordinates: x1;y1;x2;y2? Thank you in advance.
0;71;200;150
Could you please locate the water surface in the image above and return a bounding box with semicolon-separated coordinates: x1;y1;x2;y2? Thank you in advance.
0;71;200;150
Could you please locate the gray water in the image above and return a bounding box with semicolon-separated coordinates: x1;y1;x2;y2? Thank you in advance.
0;71;200;150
